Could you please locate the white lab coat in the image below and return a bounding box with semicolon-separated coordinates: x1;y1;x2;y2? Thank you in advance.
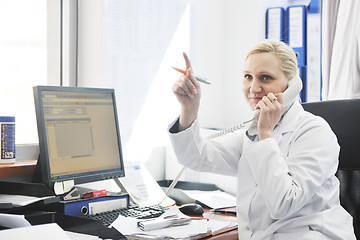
168;101;356;240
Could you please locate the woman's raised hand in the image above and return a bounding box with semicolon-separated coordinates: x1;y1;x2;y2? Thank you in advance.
172;52;201;131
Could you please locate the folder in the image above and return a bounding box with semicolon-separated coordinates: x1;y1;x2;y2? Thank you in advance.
288;5;307;66
266;7;286;42
53;193;129;217
306;0;322;101
0;181;55;197
299;65;308;101
287;5;307;101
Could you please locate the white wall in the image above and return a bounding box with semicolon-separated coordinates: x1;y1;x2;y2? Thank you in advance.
77;0;261;133
165;1;262;194
190;0;260;130
76;1;262;193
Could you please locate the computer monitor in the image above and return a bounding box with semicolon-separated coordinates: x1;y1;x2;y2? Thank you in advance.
33;86;125;191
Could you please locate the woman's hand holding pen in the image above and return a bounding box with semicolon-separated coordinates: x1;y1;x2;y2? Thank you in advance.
172;52;201;131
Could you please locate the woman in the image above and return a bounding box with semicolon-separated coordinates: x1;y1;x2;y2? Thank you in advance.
168;40;356;240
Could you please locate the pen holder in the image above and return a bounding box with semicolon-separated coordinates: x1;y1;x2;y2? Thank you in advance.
0;116;15;164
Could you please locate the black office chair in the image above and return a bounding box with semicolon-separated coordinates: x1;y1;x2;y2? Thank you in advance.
302;99;360;239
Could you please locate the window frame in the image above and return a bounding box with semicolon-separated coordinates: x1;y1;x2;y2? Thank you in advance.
17;0;78;160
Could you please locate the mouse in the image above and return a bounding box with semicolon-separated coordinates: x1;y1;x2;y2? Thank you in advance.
179;203;204;216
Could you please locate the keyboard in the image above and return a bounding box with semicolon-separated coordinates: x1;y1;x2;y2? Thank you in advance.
84;204;168;226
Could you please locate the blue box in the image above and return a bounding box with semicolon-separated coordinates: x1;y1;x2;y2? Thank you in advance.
0;116;15;163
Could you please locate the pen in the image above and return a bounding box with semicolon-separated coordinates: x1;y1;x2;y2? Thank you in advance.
172;67;211;85
211;209;237;215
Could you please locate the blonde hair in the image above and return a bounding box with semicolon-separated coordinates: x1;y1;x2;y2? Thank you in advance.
245;39;298;80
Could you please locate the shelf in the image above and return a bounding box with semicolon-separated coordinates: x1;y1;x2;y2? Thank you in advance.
0;159;37;178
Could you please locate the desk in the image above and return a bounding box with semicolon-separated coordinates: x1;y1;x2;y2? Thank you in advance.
0;160;37;178
0;196;238;239
0;168;239;239
203;207;238;240
109;206;238;239
210;230;238;240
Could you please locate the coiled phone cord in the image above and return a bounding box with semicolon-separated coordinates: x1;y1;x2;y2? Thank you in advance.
159;116;255;205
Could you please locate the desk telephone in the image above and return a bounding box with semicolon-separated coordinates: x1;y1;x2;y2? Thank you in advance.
118;161;175;207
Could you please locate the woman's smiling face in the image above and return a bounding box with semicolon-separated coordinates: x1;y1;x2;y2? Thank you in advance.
242;52;288;110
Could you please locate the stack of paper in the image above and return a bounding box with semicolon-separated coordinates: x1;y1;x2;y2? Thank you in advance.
0;194;58;208
110;206;237;239
111;206;210;239
0;223;71;240
207;218;238;236
0;213;32;229
182;190;236;209
0;214;102;240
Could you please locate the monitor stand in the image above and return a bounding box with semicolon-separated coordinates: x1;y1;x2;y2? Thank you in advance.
113;178;126;193
32;155;126;198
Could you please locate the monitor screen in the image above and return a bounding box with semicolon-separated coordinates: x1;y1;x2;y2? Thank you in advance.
33;86;125;190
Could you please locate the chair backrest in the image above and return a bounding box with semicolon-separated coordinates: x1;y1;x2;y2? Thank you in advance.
302;99;360;239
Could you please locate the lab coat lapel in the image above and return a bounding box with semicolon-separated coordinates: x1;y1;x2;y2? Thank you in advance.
273;102;304;143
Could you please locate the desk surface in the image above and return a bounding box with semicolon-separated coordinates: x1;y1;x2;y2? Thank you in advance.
202;207;238;239
210;230;238;240
0;162;239;239
0;160;37;178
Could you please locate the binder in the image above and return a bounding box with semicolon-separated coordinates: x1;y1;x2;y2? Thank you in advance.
266;7;286;42
306;0;322;101
288;5;307;66
299;65;308;101
53;193;129;217
287;5;307;101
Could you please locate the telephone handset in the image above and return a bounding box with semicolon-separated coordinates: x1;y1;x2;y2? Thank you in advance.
207;76;303;139
278;75;303;109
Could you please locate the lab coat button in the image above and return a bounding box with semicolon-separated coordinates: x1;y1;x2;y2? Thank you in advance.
246;226;251;231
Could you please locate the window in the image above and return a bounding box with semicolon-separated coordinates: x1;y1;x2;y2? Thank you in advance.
77;0;190;162
0;0;47;144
